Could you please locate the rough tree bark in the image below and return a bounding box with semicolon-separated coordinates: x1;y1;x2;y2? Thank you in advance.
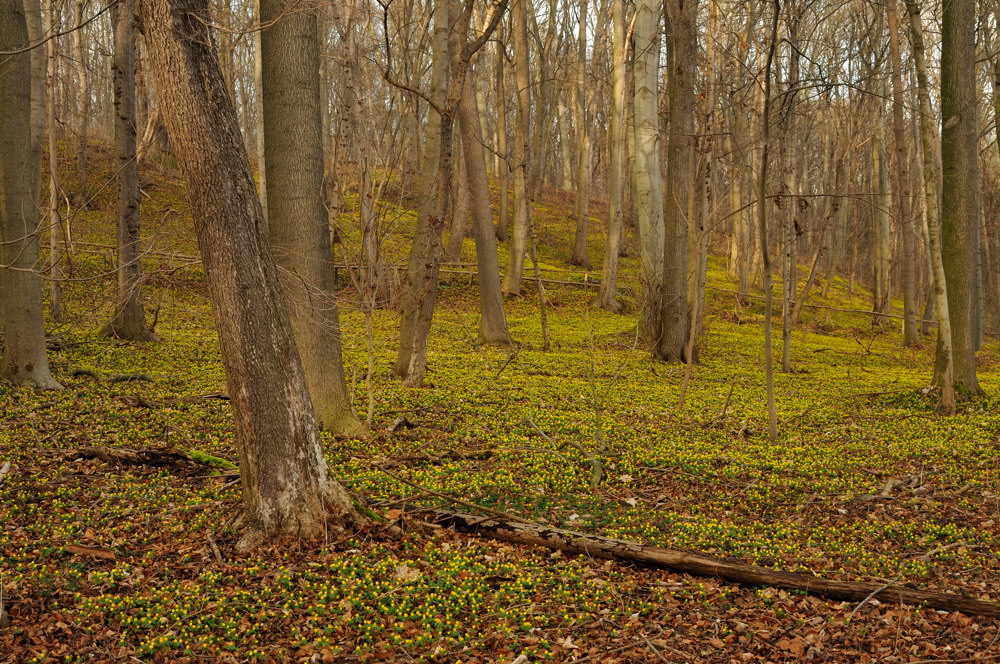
938;0;982;396
0;0;62;390
657;0;697;361
260;0;367;435
135;0;364;548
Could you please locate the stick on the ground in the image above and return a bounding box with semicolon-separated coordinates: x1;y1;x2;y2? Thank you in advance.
418;507;1000;618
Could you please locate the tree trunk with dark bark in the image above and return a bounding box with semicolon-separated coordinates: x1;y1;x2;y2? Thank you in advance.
136;0;364;549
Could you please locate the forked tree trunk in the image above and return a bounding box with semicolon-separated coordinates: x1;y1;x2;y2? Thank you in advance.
104;0;155;341
261;0;367;435
0;0;61;390
135;0;363;548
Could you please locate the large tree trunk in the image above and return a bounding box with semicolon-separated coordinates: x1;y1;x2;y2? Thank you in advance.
632;0;663;336
260;0;367;436
904;0;955;412
938;0;982;396
103;0;155;341
458;75;513;345
656;0;697;361
135;0;363;548
0;0;61;390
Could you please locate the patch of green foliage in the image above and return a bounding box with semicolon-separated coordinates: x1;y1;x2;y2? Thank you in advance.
2;152;997;662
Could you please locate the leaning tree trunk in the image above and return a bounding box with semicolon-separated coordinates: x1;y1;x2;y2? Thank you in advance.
458;75;513;345
135;0;364;548
395;0;452;384
938;0;982;397
904;0;955;413
0;0;61;390
103;0;155;341
260;0;367;436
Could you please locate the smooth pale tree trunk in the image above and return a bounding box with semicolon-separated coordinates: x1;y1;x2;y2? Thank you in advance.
260;0;367;435
0;0;61;390
44;0;64;323
570;0;592;268
938;0;982;396
887;0;919;346
632;0;663;336
104;0;155;341
445;146;469;263
253;0;267;220
457;75;513;345
904;0;955;413
503;0;531;296
594;0;626;312
136;0;364;548
657;0;697;361
871;108;891;325
494;36;509;243
73;0;90;205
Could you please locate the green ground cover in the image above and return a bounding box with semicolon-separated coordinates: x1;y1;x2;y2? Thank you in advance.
1;155;998;662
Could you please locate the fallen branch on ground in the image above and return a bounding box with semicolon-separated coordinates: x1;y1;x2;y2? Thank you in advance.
415;507;1000;618
60;446;233;473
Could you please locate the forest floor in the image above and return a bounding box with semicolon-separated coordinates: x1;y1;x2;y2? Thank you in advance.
1;148;999;663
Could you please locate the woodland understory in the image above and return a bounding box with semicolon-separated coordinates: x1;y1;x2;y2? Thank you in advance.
0;142;999;663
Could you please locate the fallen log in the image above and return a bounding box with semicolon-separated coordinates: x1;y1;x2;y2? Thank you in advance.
63;446;230;473
419;508;1000;618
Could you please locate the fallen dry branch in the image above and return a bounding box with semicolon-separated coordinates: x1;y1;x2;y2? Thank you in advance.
420;508;1000;618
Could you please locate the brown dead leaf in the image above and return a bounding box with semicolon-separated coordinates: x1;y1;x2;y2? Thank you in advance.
64;544;116;561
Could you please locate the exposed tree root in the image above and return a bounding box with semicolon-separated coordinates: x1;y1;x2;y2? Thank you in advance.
413;507;1000;618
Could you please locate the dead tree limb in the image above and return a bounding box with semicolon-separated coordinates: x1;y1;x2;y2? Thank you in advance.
418;508;1000;618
